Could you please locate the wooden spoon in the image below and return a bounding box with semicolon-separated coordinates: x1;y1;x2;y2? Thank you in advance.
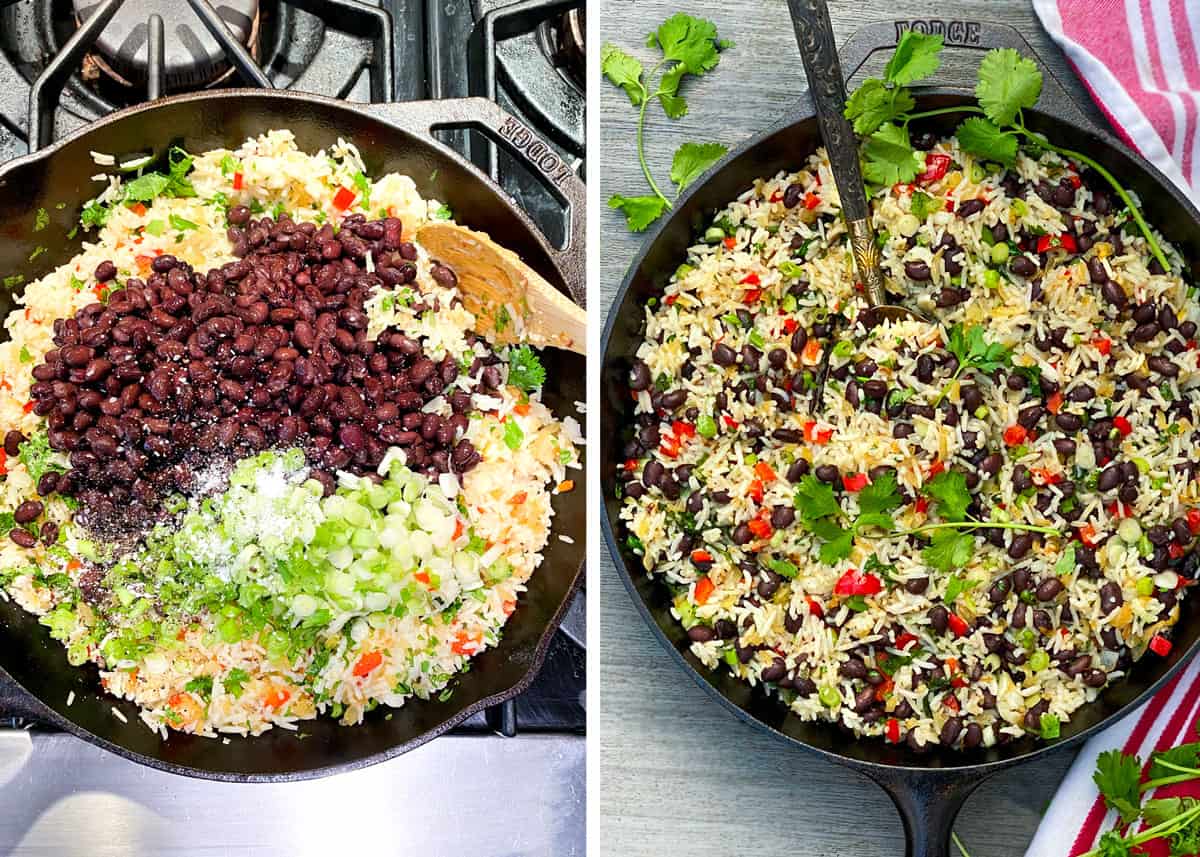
416;222;587;354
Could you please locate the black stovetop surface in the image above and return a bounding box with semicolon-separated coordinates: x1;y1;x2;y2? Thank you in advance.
0;0;585;737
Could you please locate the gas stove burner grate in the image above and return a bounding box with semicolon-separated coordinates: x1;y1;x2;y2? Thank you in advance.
72;0;261;92
10;0;394;151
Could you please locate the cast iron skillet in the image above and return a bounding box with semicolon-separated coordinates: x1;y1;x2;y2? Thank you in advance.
601;18;1200;857
0;90;586;781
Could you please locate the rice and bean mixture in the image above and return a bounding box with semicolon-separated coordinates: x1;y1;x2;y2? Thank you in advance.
0;130;581;737
618;133;1198;751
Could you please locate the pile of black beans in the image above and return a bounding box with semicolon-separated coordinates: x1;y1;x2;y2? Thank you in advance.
24;213;493;534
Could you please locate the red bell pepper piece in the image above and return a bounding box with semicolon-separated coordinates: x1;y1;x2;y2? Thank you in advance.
1149;634;1172;656
1188;508;1200;535
754;460;777;482
947;612;969;637
916;153;951;185
805;596;824;617
332;186;356;210
885;718;901;743
1003;425;1028;446
1093;337;1112;356
842;473;869;492
1113;416;1132;436
740;272;761;286
747;518;772;539
1036;233;1077;254
742;289;763;304
232;172;243;190
803;192;821;210
694;576;715;605
834;569;883;597
895;632;918;651
748;479;764;503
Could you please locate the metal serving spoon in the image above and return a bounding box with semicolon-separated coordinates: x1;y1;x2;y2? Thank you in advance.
786;0;929;403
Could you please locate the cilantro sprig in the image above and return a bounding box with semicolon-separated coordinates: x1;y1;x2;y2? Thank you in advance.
934;323;1012;405
79;146;197;232
602;14;732;231
790;471;903;564
1084;737;1200;857
845;33;1170;270
506;345;546;393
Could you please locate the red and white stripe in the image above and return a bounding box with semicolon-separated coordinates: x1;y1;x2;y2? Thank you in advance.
1033;0;1198;197
1025;656;1200;857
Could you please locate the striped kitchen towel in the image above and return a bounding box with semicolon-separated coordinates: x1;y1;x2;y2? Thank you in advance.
1032;0;1198;197
1025;655;1200;857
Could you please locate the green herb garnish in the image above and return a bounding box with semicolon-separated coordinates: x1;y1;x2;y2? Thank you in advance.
602;15;731;230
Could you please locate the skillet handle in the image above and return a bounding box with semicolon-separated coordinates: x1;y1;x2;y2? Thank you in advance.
359;98;587;308
862;766;989;857
837;21;1097;134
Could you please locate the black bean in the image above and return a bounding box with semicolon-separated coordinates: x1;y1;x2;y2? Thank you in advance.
904;576;929;594
1147;356;1179;377
904;261;931;281
9;528;35;548
1097;465;1122;492
713;343;737;366
940;718;964;747
1052;184;1075;208
1054;412;1082;433
13;500;43;524
782;183;804;209
1010;255;1038;277
1084;669;1108;688
1133;322;1159;342
1053;438;1077;456
762;658;787;683
1009;533;1035;559
929;605;949;633
1036;578;1064;601
4;430;25;457
770;506;796;529
1100;581;1123;615
687;626;716;643
957;199;986;218
815;464;839;484
660;389;687;410
840;659;868;680
980;453;1003;476
629;360;651;391
786;459;810;483
1066;384;1095;403
1017;405;1044;430
790;328;808;355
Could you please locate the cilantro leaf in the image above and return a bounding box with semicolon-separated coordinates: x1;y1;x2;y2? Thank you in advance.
122;172;170;202
0;512;14;537
957;116;1019;166
1143;797;1192;827
223;667;249;698
943;575;977;605
602;42;645;106
1093;749;1144;825
18;430;66;486
670;142;728;194
862;123;922;186
976;48;1043;126
793;475;840;522
657;65;689;118
925;470;971;522
654;13;721;76
922;529;975;573
1054;544;1076;577
843;78;916;136
1149;743;1200;781
858;471;902;515
608;194;668;231
168;213;198;232
853;511;896;534
811;518;853;564
506;344;546;392
185;675;214;700
884;31;944;86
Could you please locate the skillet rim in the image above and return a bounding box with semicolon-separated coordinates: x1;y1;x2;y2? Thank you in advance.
0;88;587;780
600;88;1200;775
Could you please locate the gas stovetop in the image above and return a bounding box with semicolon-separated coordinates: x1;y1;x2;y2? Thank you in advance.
0;2;584;854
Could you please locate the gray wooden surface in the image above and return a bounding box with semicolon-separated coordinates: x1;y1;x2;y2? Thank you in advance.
597;2;1110;855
